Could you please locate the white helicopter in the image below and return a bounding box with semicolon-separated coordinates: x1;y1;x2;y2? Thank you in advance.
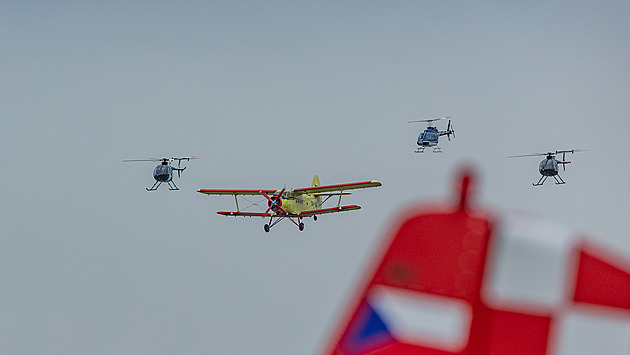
508;149;584;186
123;156;199;191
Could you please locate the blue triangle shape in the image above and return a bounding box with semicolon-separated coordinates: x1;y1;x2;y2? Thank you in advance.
340;301;395;354
358;304;390;340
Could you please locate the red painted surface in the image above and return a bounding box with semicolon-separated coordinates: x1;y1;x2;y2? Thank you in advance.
294;181;379;193
573;245;630;311
325;171;494;355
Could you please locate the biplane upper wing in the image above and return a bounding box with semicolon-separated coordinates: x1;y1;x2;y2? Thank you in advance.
197;188;278;196
297;205;361;217
293;180;381;195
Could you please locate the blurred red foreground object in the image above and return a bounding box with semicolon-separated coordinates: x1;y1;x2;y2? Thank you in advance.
325;168;630;355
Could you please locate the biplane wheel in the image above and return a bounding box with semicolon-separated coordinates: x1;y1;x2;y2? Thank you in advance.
264;224;270;233
313;216;317;221
299;222;304;231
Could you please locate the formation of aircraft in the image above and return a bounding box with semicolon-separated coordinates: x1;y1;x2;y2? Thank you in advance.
197;175;381;232
122;122;585;235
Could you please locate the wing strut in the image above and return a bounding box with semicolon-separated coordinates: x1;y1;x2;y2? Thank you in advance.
234;194;240;212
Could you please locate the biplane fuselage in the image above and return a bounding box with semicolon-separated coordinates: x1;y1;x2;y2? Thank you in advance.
272;190;323;215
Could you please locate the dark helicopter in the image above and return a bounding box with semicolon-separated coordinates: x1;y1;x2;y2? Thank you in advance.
123;156;199;191
407;116;455;153
508;149;584;186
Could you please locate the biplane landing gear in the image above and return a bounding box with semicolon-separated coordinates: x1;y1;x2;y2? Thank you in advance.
313;215;317;221
299;222;304;231
264;224;270;233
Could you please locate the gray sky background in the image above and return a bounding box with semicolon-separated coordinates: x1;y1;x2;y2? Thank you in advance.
2;1;630;354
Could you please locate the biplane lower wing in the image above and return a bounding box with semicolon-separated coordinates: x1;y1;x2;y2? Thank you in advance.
297;205;361;217
216;205;360;218
217;211;270;218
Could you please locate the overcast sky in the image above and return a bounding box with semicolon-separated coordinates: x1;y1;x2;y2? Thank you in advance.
2;1;630;354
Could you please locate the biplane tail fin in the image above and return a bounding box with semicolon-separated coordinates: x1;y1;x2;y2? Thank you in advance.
312;175;322;208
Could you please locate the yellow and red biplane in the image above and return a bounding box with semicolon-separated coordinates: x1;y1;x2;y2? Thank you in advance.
197;175;381;232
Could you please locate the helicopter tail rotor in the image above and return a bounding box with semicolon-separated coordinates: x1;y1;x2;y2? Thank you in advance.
171;156;199;177
556;149;585;170
447;120;455;140
555;149;584;171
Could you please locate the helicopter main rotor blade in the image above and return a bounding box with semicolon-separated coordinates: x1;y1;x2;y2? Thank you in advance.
172;156;200;161
123;158;163;162
407;116;450;124
124;156;199;164
507;153;548;158
508;149;584;159
555;149;585;155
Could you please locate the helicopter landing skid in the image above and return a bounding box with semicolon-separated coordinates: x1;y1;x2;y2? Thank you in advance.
553;175;566;185
414;147;442;153
145;181;180;191
533;175;566;186
146;181;162;191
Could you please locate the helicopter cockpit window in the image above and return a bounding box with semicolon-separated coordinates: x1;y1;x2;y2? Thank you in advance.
421;131;438;141
539;159;558;171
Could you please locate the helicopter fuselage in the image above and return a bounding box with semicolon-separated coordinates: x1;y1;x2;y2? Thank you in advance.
539;157;560;176
417;127;440;146
153;164;174;182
